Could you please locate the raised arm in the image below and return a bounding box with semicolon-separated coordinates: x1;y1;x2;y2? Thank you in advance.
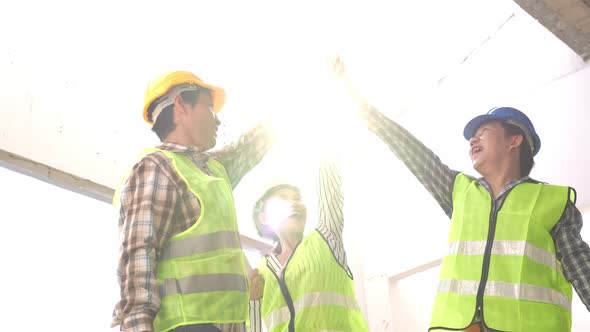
211;122;275;189
362;106;458;217
331;57;458;218
315;158;351;275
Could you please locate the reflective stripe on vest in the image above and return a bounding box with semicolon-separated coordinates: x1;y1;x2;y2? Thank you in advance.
430;173;573;332
258;231;369;332
125;148;249;332
437;279;571;310
161;230;242;260
160;274;248;296
264;292;360;329
448;240;563;273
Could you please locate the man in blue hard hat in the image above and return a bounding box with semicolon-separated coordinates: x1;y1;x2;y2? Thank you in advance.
331;57;590;332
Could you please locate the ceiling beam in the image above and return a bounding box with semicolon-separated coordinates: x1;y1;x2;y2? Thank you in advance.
0;147;114;203
513;0;590;61
0;147;273;254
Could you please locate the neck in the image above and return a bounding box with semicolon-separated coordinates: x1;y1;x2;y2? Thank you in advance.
164;131;193;146
164;130;198;149
482;163;522;199
276;234;303;264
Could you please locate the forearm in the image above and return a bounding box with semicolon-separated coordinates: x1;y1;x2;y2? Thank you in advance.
213;122;275;189
553;202;590;311
316;158;350;273
363;105;457;217
115;245;160;332
119;302;157;332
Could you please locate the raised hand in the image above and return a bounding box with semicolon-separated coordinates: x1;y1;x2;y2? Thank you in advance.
326;56;369;112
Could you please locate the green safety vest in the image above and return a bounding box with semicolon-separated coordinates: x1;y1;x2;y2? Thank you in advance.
430;173;574;332
115;148;249;332
258;230;369;332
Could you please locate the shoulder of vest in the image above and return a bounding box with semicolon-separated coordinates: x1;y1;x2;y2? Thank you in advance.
114;149;173;204
522;178;569;190
520;179;576;203
454;173;479;187
134;150;185;183
457;172;477;181
140;151;176;170
140;147;171;161
206;157;230;178
126;149;169;170
205;155;224;167
306;229;327;245
308;230;354;279
524;177;544;184
569;187;577;204
207;154;225;168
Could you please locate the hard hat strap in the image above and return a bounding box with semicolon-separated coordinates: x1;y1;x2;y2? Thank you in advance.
151;84;200;124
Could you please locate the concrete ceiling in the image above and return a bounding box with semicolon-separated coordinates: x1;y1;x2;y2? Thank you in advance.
514;0;590;61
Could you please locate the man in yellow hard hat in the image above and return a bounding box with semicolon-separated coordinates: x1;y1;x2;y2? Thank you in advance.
112;71;275;332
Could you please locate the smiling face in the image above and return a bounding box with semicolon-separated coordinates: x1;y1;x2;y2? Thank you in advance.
469;120;517;176
259;187;307;240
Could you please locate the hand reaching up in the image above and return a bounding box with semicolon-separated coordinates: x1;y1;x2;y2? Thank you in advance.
326;56;370;114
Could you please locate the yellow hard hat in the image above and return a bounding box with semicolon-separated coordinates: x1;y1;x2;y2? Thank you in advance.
143;70;227;125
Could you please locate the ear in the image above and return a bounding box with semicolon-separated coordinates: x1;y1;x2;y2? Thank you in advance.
510;134;523;151
173;94;188;117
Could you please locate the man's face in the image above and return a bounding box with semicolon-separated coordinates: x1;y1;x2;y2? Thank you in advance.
469;120;514;175
179;91;220;150
261;188;307;239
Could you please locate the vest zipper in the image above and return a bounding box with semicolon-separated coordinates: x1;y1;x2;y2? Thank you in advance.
267;259;297;332
473;195;496;329
279;270;297;332
474;190;511;332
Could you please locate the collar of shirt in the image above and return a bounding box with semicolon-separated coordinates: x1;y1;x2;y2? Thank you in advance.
157;142;210;163
478;176;533;199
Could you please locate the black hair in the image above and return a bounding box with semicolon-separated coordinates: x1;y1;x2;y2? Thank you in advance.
149;88;212;141
501;121;535;176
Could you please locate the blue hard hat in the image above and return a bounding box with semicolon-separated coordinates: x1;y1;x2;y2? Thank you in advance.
463;106;541;156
